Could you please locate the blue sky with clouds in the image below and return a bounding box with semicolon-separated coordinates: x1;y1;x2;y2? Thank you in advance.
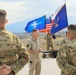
0;0;76;33
0;0;76;25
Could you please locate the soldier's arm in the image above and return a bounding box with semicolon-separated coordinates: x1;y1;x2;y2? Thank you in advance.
56;45;76;75
10;35;29;74
26;39;34;53
44;34;47;40
60;39;66;46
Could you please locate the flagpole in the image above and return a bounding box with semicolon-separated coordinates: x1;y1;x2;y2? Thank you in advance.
50;6;60;18
51;0;66;18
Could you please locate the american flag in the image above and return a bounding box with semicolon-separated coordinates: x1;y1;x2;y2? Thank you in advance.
39;18;52;32
46;23;52;30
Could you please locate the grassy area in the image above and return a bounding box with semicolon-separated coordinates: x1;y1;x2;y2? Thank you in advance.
21;36;64;51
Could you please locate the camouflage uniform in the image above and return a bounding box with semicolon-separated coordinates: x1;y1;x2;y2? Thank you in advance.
60;38;68;47
26;37;41;75
56;38;76;75
45;33;53;51
0;28;29;75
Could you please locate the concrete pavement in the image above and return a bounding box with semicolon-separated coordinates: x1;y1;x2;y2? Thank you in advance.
18;58;61;75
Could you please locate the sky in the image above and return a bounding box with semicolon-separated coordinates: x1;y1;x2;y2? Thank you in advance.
0;0;76;32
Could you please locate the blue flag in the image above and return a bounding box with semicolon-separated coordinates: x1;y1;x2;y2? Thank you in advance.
51;3;68;34
46;17;52;24
25;15;46;32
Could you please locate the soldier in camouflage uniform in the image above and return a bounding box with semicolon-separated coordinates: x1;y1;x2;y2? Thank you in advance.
56;24;76;75
26;29;41;75
45;31;54;51
0;9;29;75
45;30;54;57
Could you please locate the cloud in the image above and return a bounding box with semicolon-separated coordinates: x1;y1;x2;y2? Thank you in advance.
0;1;31;24
68;12;76;16
66;0;76;17
0;1;54;24
0;0;76;25
1;1;55;24
0;1;41;24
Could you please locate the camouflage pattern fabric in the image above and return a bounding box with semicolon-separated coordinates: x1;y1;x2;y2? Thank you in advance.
56;39;76;75
0;28;29;75
45;33;53;50
60;38;68;47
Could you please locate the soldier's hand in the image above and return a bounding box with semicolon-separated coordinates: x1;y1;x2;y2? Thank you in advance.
0;66;5;70
37;50;42;53
0;64;12;75
28;50;41;53
0;70;6;75
28;50;33;52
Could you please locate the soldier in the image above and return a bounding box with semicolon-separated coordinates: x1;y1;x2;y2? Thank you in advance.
26;29;41;75
56;24;76;75
45;30;54;57
0;9;29;75
45;30;54;51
